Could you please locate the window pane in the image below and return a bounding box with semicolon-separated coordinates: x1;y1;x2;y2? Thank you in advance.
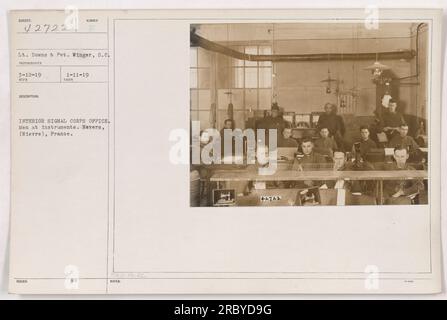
259;67;272;88
245;46;258;54
233;67;244;88
198;48;211;67
190;89;198;109
245;68;258;88
259;89;272;110
198;90;211;110
233;110;246;129
198;111;211;130
259;46;272;67
232;46;245;67
233;58;244;67
217;89;243;110
216;67;230;88
190;110;199;121
218;89;231;110
198;69;210;89
190;69;197;88
244;46;258;67
245;89;258;110
216;110;226;130
230;89;244;110
190;48;198;67
217;52;231;68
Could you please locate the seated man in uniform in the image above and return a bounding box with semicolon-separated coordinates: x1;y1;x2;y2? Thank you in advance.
324;151;376;205
383;146;424;205
352;125;377;158
292;137;327;171
380;99;405;141
291;137;327;187
388;123;419;152
314;127;338;158
324;151;348;189
278;127;298;148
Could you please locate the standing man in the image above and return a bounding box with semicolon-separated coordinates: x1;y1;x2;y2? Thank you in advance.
383;146;424;205
352;125;377;158
317;103;345;150
256;103;287;147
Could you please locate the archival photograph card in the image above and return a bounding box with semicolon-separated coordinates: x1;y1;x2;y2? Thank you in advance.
8;8;442;294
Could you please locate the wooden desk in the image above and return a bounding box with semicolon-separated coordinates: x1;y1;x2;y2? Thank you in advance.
210;169;428;205
210;170;427;182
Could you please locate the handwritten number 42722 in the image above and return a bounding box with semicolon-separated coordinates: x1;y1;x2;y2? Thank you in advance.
23;24;69;33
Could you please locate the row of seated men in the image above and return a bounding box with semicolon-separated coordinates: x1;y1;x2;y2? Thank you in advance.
278;122;423;162
255;99;425;150
213;133;426;205
220;98;424;161
275;137;425;205
240;138;425;205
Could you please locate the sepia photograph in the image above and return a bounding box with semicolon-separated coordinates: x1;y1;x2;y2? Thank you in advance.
190;21;430;207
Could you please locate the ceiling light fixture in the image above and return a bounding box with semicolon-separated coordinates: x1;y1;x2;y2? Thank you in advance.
364;37;392;82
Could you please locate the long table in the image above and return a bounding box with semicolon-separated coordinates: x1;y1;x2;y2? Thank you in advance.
210;169;428;205
210;169;427;182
